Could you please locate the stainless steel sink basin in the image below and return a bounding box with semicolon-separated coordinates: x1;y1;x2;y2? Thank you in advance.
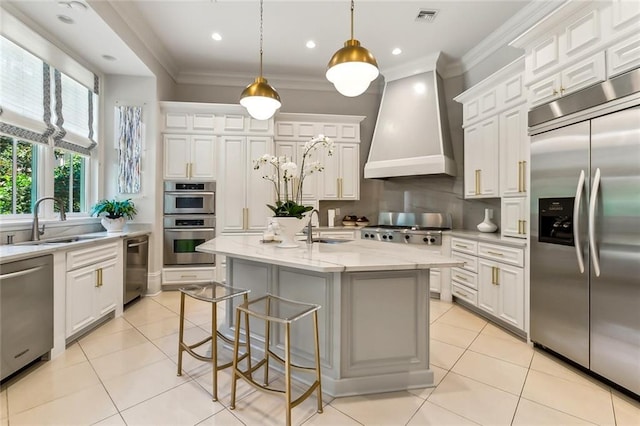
311;238;352;244
15;235;103;246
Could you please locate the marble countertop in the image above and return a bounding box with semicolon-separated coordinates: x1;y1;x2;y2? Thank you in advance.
0;225;152;263
448;230;528;248
197;234;462;273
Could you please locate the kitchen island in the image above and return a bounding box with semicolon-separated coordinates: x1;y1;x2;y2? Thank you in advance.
197;235;462;397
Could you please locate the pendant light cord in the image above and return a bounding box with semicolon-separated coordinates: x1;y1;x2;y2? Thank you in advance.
259;0;264;77
350;0;354;40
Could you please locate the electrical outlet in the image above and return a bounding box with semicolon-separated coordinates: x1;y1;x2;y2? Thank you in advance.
335;208;340;216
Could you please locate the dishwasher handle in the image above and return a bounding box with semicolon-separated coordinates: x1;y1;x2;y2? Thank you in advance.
0;265;44;280
127;240;149;249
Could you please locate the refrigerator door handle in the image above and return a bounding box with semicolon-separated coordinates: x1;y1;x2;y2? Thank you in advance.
573;170;586;273
589;167;602;277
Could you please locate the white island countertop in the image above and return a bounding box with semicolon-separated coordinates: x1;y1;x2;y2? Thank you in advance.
197;234;462;273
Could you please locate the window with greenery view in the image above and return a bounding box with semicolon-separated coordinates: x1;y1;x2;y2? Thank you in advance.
54;148;87;213
0;135;36;215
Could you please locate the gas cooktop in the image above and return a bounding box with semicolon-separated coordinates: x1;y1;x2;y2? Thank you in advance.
360;212;452;246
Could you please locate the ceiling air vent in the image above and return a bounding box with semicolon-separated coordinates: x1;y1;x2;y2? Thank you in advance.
415;9;438;23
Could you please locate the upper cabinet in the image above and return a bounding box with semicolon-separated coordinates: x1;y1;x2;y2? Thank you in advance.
163;134;216;181
511;0;640;107
274;113;364;201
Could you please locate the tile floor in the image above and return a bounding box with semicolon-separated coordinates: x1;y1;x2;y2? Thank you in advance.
1;292;639;426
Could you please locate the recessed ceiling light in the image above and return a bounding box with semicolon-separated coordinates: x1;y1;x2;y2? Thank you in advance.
211;32;222;41
392;48;402;55
306;40;316;49
102;55;117;61
57;15;74;24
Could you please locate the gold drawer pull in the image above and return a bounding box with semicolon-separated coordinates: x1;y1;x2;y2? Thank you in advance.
180;275;198;279
455;244;469;249
455;274;468;281
487;251;504;256
454;291;468;298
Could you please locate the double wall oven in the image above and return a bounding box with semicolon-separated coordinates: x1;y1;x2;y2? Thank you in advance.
163;182;215;267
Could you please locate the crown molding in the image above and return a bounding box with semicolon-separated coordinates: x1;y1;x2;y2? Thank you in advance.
379;52;442;82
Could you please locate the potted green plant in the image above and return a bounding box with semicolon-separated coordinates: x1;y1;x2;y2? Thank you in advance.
91;198;137;233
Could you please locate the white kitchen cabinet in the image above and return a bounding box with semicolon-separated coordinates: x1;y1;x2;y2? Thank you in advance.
275;140;320;200
500;106;528;198
320;143;360;200
501;197;528;239
274;115;363;143
162;266;216;285
463;117;499;199
218;135;274;232
66;242;121;338
163;134;216;181
430;268;441;295
607;33;640;78
164;111;216;133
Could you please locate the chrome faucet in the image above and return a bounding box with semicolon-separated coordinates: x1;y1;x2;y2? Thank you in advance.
306;209;320;244
31;197;66;241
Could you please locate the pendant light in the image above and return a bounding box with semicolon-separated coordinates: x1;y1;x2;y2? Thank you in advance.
326;0;379;97
240;0;281;120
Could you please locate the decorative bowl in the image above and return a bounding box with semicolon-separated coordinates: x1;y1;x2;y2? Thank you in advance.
342;220;357;226
355;216;369;227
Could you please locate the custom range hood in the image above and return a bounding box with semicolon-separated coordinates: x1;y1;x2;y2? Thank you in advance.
364;53;456;178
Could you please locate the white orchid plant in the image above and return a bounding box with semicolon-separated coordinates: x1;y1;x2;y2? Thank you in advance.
254;135;334;218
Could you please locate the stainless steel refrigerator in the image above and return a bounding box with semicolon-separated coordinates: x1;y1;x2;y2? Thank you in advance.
530;69;640;396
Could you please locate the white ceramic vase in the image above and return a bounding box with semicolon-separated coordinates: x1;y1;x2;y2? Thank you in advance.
477;208;498;233
273;216;305;248
101;217;126;233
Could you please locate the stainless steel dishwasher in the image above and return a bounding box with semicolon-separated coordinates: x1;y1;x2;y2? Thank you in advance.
1;254;53;381
124;235;149;305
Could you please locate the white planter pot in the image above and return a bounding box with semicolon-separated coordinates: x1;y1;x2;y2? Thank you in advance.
273;216;305;248
101;217;126;233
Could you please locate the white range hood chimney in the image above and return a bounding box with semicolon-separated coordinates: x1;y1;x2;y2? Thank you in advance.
364;52;456;178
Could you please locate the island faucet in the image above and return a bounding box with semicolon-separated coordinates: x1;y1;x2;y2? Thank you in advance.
306;209;320;245
31;196;66;241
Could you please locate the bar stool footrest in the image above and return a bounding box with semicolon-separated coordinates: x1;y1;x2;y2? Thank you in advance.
266;349;318;373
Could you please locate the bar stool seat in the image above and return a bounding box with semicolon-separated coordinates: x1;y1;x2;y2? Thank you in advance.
230;294;322;426
177;282;250;401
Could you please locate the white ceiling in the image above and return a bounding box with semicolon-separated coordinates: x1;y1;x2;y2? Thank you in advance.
4;1;563;85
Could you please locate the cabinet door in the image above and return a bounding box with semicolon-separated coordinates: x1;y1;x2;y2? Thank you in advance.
338;143;359;200
297;142;320;199
245;137;274;230
496;263;524;330
190;135;216;181
500;106;528;197
478;117;500;197
430;268;441;294
560;53;606;97
219;136;247;232
163;135;190;179
478;259;499;316
320;144;340;199
501;197;528;239
607;33;640;78
96;258;119;317
66;266;98;337
464;125;482;198
529;73;562;107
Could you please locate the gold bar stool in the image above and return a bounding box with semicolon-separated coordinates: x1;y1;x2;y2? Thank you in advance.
230;294;323;426
177;282;250;401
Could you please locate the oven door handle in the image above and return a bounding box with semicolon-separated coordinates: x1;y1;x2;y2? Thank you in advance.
165;228;215;232
165;191;215;196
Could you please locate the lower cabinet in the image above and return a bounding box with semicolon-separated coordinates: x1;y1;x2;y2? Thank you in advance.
66;242;122;338
450;237;525;332
430;268;441;295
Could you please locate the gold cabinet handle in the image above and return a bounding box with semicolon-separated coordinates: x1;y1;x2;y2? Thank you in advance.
180;274;198;279
95;269;100;287
454;244;469;249
522;219;527;235
553;88;559;96
491;267;496;284
455;274;468;281
340;177;344;198
494;267;500;285
487;251;504;256
521;161;526;192
560;86;565;95
475;169;481;195
518;161;523;192
242;208;248;230
186;163;189;178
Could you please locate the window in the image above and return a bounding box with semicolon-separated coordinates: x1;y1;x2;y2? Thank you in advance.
0;135;36;215
54;148;87;213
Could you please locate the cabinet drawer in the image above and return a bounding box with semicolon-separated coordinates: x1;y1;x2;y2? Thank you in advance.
451;238;477;255
451;251;477;273
163;267;215;284
67;242;118;271
319;231;356;240
451;267;478;290
452;283;478;306
478;243;524;267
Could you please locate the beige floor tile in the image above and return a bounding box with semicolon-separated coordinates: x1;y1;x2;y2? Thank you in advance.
611;390;640;426
303;404;362;425
193;367;260;406
41;341;87;371
427;372;519;426
7;361;101;416
451;350;528;395
135;314;188;341
429;299;453;321
78;316;133;340
0;417;6;426
513;398;597;425
330;391;423;425
430;339;465;370
431;321;479;349
123;300;178;327
530;350;610;391
120;380;224;425
93;414;127;425
79;327;149;359
408;365;448;400
90;340;169;381
468;333;534;367
101;358;191;411
408;400;480;425
436;306;487;332
150;290;182;311
196;409;246;425
8;384;117;426
521;369;616;425
153;326;211;360
479;322;524;344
